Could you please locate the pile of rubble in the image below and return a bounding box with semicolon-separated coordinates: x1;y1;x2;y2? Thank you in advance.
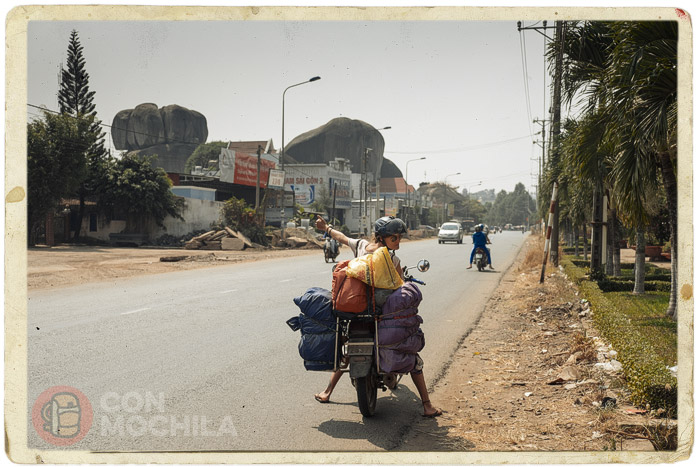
183;226;327;251
267;227;325;249
184;227;255;251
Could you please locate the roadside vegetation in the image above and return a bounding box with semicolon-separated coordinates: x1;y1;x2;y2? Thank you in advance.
561;252;676;415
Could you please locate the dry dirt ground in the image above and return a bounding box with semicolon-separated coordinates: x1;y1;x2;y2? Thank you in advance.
25;238;668;453
27;244;319;290
399;235;669;453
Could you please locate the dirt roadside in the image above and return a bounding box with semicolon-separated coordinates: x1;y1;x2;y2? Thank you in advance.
24;237;666;453
27;244;319;290
396;235;669;453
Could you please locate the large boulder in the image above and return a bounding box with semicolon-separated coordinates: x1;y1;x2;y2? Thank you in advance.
111;103;208;151
380;158;403;178
284;117;385;180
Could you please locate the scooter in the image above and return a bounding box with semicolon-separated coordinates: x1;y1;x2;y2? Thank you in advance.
474;247;489;272
333;260;429;417
324;236;340;263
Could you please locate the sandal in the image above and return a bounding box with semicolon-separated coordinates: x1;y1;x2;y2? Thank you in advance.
421;400;443;418
314;394;330;404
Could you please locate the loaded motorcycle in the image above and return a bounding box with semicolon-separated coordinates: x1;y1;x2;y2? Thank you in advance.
333;260;429;417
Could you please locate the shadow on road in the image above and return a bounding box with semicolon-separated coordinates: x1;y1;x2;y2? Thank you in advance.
314;384;477;451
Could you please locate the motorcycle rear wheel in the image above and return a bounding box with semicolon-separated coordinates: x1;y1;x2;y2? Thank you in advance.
356;370;378;417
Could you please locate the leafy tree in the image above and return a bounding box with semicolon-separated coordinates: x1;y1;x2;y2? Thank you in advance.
185;141;228;173
27;111;91;245
57;29;109;242
100;154;184;233
219;196;267;245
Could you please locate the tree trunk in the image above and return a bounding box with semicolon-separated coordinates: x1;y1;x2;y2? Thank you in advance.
658;152;677;321
73;189;85;243
633;227;646;294
550;204;560;266
612;214;621;277
605;219;614;276
590;186;604;275
574;224;579;257
583;223;588;261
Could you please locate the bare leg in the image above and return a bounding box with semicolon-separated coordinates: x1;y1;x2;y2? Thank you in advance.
315;370;343;403
410;372;442;417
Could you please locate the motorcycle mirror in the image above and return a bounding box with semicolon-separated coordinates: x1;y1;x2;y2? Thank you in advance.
417;259;430;272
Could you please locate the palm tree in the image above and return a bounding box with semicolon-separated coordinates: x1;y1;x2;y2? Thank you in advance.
606;21;678;319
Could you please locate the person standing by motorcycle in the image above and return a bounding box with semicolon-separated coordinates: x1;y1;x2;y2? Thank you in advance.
312;215;443;418
467;224;494;269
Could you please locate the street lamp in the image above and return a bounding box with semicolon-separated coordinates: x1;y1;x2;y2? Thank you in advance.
280;76;321;233
467;181;482;225
361;125;391;235
405;157;426;227
444;172;460;223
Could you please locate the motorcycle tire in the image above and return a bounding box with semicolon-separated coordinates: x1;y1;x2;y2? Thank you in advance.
356;370;378;417
325;256;330;263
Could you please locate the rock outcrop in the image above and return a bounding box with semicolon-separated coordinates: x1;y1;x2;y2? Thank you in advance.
111;103;207;173
112;103;208;150
284;117;386;180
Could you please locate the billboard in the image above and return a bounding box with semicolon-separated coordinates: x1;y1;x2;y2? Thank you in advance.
219;149;277;187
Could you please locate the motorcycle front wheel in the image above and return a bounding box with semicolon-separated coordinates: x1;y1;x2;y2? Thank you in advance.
355;369;378;417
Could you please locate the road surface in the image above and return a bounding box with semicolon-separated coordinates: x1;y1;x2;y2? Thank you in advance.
27;231;527;451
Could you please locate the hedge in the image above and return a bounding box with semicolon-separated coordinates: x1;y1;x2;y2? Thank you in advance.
562;257;677;414
597;280;672;292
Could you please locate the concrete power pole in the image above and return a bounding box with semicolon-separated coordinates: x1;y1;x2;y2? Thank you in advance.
549;20;565;266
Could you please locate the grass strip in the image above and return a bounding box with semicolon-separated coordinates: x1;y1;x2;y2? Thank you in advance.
561;256;677;415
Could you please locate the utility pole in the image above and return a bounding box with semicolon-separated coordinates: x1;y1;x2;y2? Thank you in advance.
255;145;262;210
548;20;565;266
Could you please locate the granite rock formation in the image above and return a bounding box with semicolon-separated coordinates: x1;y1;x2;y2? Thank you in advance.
380;158;403;178
284;117;387;180
111;104;208;173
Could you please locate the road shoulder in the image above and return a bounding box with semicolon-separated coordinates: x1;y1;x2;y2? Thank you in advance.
395;235;657;453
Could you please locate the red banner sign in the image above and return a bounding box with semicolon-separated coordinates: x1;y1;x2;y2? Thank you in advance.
233;152;276;188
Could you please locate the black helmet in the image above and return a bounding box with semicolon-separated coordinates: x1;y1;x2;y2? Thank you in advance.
374;216;407;237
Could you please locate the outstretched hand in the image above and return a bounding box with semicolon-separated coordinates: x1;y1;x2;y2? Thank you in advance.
315;215;328;232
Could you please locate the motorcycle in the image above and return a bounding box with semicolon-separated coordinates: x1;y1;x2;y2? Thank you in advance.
324;236;340;263
474;247;489;272
332;260;429;417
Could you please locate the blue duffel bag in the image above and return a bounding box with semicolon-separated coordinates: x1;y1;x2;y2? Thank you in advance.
287;287;337;371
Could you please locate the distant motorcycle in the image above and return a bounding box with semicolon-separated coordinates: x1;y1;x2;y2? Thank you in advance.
324;237;340;263
474;247;489;272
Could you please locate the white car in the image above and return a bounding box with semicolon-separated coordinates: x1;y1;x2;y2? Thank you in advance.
438;222;464;244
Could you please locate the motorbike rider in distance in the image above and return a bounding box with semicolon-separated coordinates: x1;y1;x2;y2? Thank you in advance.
467;224;494;269
312;215;443;418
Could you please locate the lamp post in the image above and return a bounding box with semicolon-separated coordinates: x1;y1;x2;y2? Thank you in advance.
280;76;320;234
444;172;460;224
405;157;426;228
360;126;391;235
467;181;482;227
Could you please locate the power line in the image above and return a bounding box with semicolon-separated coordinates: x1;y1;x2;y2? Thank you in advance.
384;134;534;156
28;103;328;182
519;29;534;134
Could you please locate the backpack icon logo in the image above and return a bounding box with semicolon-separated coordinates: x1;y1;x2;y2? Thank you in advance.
32;386;93;446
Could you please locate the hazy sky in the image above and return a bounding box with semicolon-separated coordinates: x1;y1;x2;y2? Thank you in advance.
19;1;691;198
24;14;557;195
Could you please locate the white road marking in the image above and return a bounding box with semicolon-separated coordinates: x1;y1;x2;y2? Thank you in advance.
280;279;292;283
219;289;238;294
121;308;150;316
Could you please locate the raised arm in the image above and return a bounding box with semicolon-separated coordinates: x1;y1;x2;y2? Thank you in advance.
315;215;351;246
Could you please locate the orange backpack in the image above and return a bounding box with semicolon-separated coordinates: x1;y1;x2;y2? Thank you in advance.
331;259;369;313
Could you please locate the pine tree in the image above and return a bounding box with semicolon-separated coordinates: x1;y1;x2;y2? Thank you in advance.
58;29;109;242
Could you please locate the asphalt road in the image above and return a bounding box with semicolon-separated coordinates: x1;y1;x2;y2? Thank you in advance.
27;231;527;452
